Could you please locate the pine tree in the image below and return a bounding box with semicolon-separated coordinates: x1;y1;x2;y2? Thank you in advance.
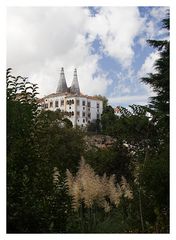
141;15;169;138
139;14;170;232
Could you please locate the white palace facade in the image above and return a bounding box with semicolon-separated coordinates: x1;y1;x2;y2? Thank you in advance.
40;68;103;127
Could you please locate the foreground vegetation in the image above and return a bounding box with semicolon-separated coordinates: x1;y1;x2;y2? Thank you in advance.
7;15;169;233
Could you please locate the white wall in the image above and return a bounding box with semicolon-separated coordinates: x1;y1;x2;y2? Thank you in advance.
41;94;103;127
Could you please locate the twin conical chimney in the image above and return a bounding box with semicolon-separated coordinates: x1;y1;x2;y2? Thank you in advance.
70;68;80;94
56;67;68;93
56;67;80;95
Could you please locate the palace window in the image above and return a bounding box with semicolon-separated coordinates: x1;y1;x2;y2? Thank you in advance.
72;111;74;116
50;102;53;108
88;113;91;119
82;100;85;106
83;119;85;123
97;103;99;108
82;112;86;117
97;113;100;119
45;103;48;109
61;100;64;106
87;102;91;107
55;101;58;107
77;111;80;117
77;100;80;105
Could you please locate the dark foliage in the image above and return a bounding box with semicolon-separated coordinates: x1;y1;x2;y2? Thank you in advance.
7;69;85;233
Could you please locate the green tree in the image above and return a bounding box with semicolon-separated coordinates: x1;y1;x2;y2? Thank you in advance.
7;69;85;233
85;143;132;183
101;105;117;135
35;109;85;175
139;15;170;232
87;119;101;133
93;94;108;109
7;68;40;232
141;15;169;141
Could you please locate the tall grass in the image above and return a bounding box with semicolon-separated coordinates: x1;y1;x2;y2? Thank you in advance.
65;157;133;232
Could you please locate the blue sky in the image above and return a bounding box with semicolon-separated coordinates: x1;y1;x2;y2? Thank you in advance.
7;6;169;107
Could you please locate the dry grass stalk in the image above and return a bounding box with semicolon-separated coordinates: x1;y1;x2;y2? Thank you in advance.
107;175;122;207
53;167;60;185
120;176;133;199
65;158;133;212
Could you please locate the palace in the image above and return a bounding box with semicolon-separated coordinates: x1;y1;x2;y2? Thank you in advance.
40;68;103;127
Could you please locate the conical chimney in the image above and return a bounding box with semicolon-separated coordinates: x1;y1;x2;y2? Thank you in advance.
56;67;68;93
70;68;80;95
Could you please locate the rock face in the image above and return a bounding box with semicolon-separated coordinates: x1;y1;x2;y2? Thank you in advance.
84;135;116;150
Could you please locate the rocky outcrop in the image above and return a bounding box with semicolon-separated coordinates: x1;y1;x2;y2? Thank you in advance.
84;134;116;150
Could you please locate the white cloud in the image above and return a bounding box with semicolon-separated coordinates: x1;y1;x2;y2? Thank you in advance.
7;7;164;101
7;7;145;97
8;8;84;64
108;95;151;107
136;51;159;100
86;7;143;68
7;7;88;65
138;7;169;48
7;7;110;97
137;51;159;79
150;7;169;21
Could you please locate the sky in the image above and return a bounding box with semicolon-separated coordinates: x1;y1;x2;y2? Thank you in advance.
7;6;169;107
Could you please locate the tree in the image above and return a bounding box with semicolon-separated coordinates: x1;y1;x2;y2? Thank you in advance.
93;94;108;109
141;15;169;141
7;69;85;233
101;105;117;135
7;68;40;232
87;119;101;133
139;15;170;232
